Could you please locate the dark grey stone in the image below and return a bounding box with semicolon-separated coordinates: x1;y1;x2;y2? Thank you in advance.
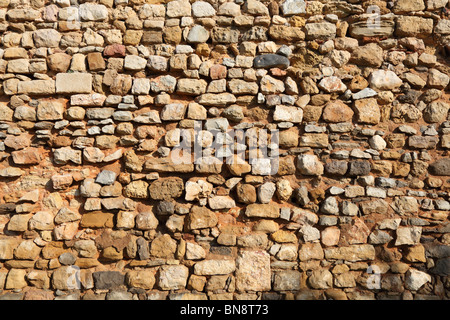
429;158;450;176
431;257;450;276
325;160;348;176
424;243;450;258
136;237;150;260
348;161;371;176
156;201;175;215
277;45;292;57
253;54;290;69
95;170;117;185
93;271;125;290
293;186;309;206
375;177;396;188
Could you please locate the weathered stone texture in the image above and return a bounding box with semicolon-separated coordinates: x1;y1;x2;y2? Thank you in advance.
0;0;448;302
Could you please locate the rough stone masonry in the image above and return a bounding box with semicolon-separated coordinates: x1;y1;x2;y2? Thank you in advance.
0;0;449;301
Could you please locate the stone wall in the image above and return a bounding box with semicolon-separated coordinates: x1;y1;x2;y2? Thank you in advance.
0;0;449;300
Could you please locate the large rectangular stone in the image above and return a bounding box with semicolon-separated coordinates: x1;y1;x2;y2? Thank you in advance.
193;260;236;275
324;244;376;262
144;158;194;173
70;93;106;106
18;80;55;95
395;16;434;38
408;136;439;149
350;20;395;38
299;134;329;148
56;73;92;94
245;203;280;218
235;250;271;292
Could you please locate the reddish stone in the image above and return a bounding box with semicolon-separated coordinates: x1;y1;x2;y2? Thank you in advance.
87;52;106;71
103;44;126;58
51;136;72;148
322;100;354;123
209;64;227;80
4;135;31;150
270;68;287;76
11;147;42;164
24;289;54;300
51;174;73;190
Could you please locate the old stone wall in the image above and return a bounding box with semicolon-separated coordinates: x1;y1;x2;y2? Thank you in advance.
0;0;449;300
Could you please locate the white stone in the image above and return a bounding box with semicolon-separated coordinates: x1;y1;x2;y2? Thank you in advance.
318;76;347;93
369;70;403;91
208;196;236;210
166;0;191;18
124;55;147;71
186;25;210;44
273;105;303;123
366;187;387;198
79;3;108;21
56;73;92;94
369;135;387;150
158;265;189;290
194;260;236;275
258;182;276;204
300;225;321;242
185;242;206;260
33;29;61;48
405;269;432;291
132;78;150;95
281;0;306;15
185;180;213;201
251;158;272;176
297;154;324;176
395;226;422;246
160;103;186;121
192;1;216;17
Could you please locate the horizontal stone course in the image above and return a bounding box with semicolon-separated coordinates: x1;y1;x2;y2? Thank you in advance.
0;0;448;302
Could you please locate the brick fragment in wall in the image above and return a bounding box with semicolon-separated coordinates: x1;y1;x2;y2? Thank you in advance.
0;0;449;301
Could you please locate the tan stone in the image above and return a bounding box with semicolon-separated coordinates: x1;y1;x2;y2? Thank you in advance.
14;240;41;260
322;100;354;123
123;180;149;199
404;245;426;263
271;230;297;243
149;177;184;200
101;247;123;261
150;234;177;259
80;212;114;228
324;245;376;262
186;206;218;230
321;227;341;247
395;16;434;38
245;203;280;219
5;269;27;289
353;98;381;124
126;270;155;289
0;238;20;260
